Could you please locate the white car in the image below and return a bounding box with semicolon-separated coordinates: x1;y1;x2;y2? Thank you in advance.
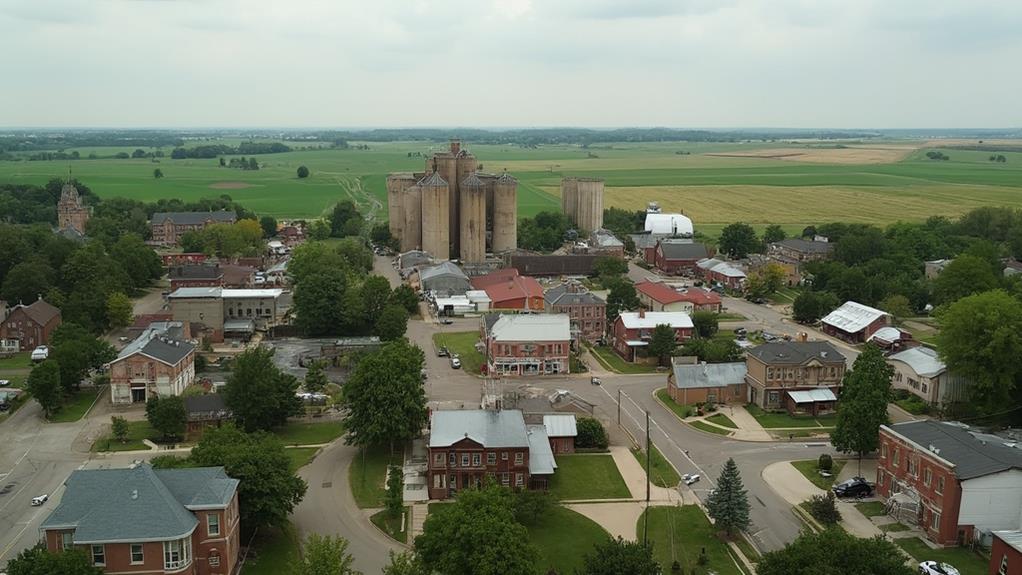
30;346;49;362
0;379;9;387
450;357;462;369
31;494;48;506
919;561;961;575
683;473;700;485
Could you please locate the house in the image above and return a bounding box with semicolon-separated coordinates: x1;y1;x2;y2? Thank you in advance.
471;269;544;311
161;253;207;267
821;301;890;343
0;298;62;352
767;238;833;262
507;254;601;277
876;420;1022;547
485;314;571;376
653;239;710;274
924;259;952;280
418;261;471;295
612;310;694;362
668;359;748;405
631;233;666;265
278;224;305;246
150;211;238;246
109;324;195;404
991;531;1022;575
587;229;626;257
544;282;606;343
745;341;845;414
887;347;970;407
635;281;721;313
40;463;240;575
169;265;224;291
427;409;556;499
644;213;694;237
696;258;746;290
183;394;232;436
543;414;577;454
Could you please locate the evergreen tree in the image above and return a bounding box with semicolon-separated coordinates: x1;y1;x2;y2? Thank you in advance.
385;465;404;518
705;457;750;537
304;360;329;394
831;345;893;474
111;416;129;443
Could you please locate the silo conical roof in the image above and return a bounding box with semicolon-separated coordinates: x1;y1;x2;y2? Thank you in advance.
496;171;517;185
461;172;485;188
419;171;448;188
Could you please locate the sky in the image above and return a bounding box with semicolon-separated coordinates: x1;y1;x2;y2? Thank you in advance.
1;0;1021;129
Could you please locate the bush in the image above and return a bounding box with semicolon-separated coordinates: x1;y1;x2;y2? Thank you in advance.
818;453;833;472
806;492;842;525
576;417;609;450
703;401;717;413
512;489;552;526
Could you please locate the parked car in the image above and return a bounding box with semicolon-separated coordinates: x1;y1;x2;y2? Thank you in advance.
0;380;8;387
31;494;48;506
30;346;49;362
832;476;872;498
437;346;450;357
450;356;462;369
590;376;602;386
440;318;454;325
918;561;961;575
683;473;700;485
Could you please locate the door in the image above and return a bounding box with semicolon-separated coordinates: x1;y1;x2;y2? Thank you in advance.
131;388;147;403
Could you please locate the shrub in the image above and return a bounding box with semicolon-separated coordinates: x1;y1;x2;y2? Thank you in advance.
818;453;833;472
512;489;552;526
576;417;609;450
806;492;842;525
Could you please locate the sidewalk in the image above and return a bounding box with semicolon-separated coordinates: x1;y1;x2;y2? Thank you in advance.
674;403;774;442
761;461;883;539
607;445;683;502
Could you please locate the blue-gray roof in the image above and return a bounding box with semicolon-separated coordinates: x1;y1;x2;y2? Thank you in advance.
429;409;529;448
419;261;468;282
527;425;556;475
40;464;236;544
671;361;747;389
883;420;1022;480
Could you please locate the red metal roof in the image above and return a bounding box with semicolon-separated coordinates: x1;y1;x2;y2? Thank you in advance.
470;268;521;289
675;289;721;306
635;281;686;304
482;276;544;307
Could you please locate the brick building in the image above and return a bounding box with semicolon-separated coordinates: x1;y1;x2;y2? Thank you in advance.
745;341;845;414
612;310;693;362
991;531;1022;575
542;414;577;454
161;253;208;267
109;324;195;404
668;359;747;405
484;314;571;376
471;269;544;311
0;299;62;352
40;463;240;575
696;258;747;290
169;265;225;291
150;212;237;246
652;239;710;274
877;421;1022;547
635;281;723;313
57;181;90;236
544;282;606;343
821;300;890;343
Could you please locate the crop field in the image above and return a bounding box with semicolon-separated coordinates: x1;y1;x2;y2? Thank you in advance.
1;139;1021;228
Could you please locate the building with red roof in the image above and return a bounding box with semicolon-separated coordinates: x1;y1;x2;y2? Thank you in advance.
635;281;722;313
471;269;545;311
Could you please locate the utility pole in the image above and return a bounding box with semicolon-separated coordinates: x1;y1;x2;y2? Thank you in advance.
643;409;651;547
617;388;621;426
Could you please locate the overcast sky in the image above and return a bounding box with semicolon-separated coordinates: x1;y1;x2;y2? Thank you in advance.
2;0;1021;129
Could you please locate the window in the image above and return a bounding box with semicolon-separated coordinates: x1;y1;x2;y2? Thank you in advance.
210;555;221;567
435;453;444;465
130;544;144;564
907;458;917;476
766;368;773;380
878;473;884;487
487;452;496;465
929;511;941;531
472;453;481;466
881;443;888;459
893;448;900;467
501;452;508;461
999;555;1009;575
91;545;105;566
514;452;524;465
164;537;191;570
936;476;944;494
921;382;928;393
502;473;510;486
208;512;221;536
61;532;73;551
923;468;932;487
449;452;456;466
461;454;469;467
515;473;524;486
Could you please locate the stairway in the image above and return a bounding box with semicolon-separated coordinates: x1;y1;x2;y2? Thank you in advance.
409;503;428;540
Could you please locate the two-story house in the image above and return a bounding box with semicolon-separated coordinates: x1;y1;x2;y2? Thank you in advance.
484;314;571;376
612;310;693;362
544;282;606;343
766;238;834;285
109;324;196;404
150;211;237;246
40;463;240;575
745;340;846;414
635;281;723;314
887;346;971;407
0;298;61;352
877;421;1022;547
427;409;556;499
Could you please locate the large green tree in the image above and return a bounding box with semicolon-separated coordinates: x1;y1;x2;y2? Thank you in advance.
605;277;640;321
49;323;115;392
5;542;104;575
375;304;409;341
145;395;187;441
791;291;839;323
287;242;349;286
705;457;750;537
26;359;62;418
647;324;676;366
389;284;420;315
690;310;719;338
762;224;786;244
222;347;302;432
109;233;162;289
831;345;893;473
303;360;329;394
189;424;307;529
718;222;761;258
341;339;426;450
260;215;278;238
0;259;55;305
414;483;536;575
361;274;393;323
756;530;914;575
579;537;661;575
290;534;360;575
106;291;134;328
933;254;1000;305
293;269;348;336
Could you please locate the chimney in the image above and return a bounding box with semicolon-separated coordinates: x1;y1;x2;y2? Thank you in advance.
638;309;645;319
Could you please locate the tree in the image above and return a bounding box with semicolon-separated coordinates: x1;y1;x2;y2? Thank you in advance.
818;453;833;472
763;224;786;244
190;425;307;529
805;491;841;525
153;168;164;179
248;157;259;170
111;416;129;443
691;310;719;338
106;291;134;328
330;200;362;237
361;275;393;323
511;489;552;526
681;338;742;363
878;294;912;322
936;290;1022;412
109;233;163;289
756;530;914;575
414;483;536;575
831;345;893;474
801;225;817;239
145;395;187;441
297;165;310;179
1;260;55;305
26;359;62;418
791;291;839;323
705;457;750;537
293;269;348;335
389;284;420;315
375;304;409;341
575;417;609;449
385;465;404;518
593;256;628;280
5;542;104;575
578;537;660;575
932;254;1000;305
647;324;676;366
260;215;278;238
382;552;426;575
49;324;116;393
341;339;427;451
309;219;331;240
759;262;787;293
742;273;768;301
222;347;303;432
718;222;761;258
291;534;360;575
605;277;639;322
304;360;329;393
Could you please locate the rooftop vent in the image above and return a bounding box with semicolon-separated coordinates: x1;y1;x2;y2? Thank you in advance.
131;489;138;500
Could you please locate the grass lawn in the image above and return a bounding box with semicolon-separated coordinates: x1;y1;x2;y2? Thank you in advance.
431;331;485;375
273;420;345;445
880;522;911;532
589;345;657;374
768;287;800;304
639;506;742;575
370;507;409;544
349;446;404;508
0;374;27;388
705;413;738;429
895;537;989;575
48;388;101;423
241;523;299;575
286;447;320;471
745;403;827;428
790;459;846;490
734;533;761;563
0;353;32;369
769;427;835;440
529;506;609;575
690;420;733;436
854;501;888;517
547;455;631;500
631;444;682;488
656;388;696;420
93;420;157;452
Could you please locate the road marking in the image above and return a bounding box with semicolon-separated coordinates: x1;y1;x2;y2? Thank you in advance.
0;481;64;562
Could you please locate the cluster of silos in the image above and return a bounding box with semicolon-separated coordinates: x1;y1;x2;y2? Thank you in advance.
560;177;604;233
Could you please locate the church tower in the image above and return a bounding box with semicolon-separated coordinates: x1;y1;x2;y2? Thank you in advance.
57;175;89;235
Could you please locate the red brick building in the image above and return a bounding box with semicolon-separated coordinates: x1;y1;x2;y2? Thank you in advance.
471;269;544;311
427;409;556;499
542;414;577;454
161;253;207;267
40;463;240;575
612;310;693;362
696;258;747;290
484;314;571;375
0;299;61;352
544;282;606;343
991;531;1022;575
821;301;890;343
652;240;710;274
150;212;237;246
877;421;1022;547
169;265;225;291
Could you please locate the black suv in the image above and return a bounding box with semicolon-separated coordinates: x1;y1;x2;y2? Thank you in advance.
832;476;872;498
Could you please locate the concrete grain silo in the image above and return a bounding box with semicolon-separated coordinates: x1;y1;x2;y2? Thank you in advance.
400;183;422;252
492;171;518;253
419;171;450;259
459;172;486;263
574;178;605;233
388;173;416;244
560;177;579;221
478;173;497;243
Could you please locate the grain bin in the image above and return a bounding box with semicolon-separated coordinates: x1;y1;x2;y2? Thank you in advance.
560;177;579;221
492;171;518;253
419;171;450;260
574;178;605;233
387;173;416;244
400;183;422;252
459;172;487;263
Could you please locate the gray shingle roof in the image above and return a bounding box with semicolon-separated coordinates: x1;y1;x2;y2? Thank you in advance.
429;409;529;448
771;238;834;254
154;467;239;509
152;211;237;226
17;299;61;326
747;341;845;365
461;172;484;188
117;328;194;366
658;240;709;260
183;394;229;417
884;420;1022;480
671;361;747;389
545;284;605;307
169;265;223;280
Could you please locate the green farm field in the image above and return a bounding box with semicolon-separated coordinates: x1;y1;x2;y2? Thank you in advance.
2;140;1021;228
